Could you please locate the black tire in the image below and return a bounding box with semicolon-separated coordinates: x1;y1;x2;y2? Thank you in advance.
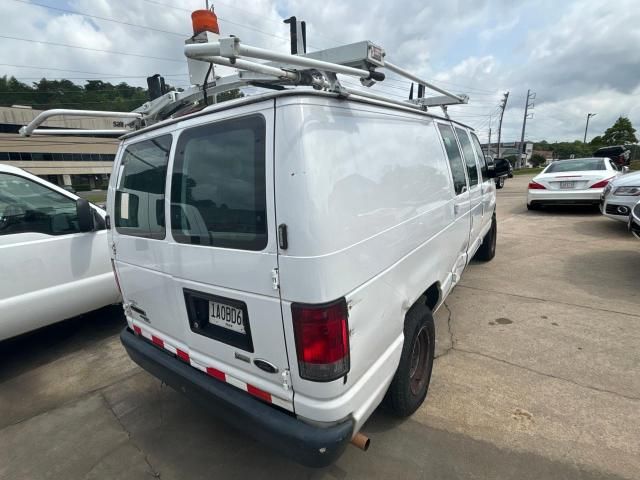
527;202;539;211
474;213;497;261
385;303;435;417
495;177;505;189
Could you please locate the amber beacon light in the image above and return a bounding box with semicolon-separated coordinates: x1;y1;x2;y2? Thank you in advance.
191;8;220;35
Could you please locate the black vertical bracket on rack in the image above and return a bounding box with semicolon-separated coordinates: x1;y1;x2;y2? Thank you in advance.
284;16;307;54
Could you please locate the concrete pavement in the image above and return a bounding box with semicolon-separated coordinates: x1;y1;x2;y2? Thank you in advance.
0;175;638;479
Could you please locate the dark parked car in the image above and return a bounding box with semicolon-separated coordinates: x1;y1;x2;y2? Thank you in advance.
593;145;631;167
489;157;512;189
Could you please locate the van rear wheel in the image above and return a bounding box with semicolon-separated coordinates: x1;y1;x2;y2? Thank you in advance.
385;303;435;417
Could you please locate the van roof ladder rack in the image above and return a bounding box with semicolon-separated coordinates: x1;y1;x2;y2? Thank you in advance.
20;12;469;137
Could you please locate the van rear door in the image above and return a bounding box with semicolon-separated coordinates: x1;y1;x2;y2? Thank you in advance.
436;122;471;285
454;127;484;254
164;108;292;409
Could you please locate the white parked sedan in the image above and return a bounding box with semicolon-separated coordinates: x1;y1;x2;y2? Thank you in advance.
0;164;120;340
527;157;621;210
600;170;640;221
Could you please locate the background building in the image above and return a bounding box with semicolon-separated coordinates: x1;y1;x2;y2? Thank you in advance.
0;105;129;190
481;141;534;165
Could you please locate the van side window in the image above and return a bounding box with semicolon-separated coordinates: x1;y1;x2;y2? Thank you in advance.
115;135;172;240
437;124;468;195
455;127;479;186
470;132;488;178
0;173;81;236
170;115;267;251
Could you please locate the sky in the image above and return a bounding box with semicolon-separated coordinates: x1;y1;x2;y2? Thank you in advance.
1;0;639;144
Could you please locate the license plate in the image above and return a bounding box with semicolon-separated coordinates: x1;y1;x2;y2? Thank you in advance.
209;301;245;334
560;181;575;189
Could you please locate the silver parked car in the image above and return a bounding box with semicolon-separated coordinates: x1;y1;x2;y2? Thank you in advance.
601;170;640;221
629;200;640;239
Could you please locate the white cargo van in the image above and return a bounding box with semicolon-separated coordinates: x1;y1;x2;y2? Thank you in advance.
17;14;508;465
108;89;502;465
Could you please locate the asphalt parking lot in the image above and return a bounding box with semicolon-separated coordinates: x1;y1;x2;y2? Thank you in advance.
1;174;638;479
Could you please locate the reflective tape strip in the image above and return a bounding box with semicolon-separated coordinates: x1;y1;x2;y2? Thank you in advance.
206;367;226;382
131;321;292;411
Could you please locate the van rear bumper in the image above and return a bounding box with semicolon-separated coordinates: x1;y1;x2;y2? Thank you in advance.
120;328;354;467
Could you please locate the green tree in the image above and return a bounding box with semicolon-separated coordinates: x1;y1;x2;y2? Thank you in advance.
0;76;148;111
602;116;637;145
550;141;593;159
530;153;546;167
590;135;604;150
504;155;518;166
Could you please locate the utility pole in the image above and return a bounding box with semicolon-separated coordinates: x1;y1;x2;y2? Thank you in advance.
519;89;535;168
496;91;510;158
488;126;492;157
584;113;596;143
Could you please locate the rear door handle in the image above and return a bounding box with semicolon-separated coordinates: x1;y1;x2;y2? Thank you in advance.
454;204;460;215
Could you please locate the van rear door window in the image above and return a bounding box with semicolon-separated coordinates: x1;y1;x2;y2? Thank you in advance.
455;127;479;186
438;124;468;195
115;135;172;239
170;115;267;251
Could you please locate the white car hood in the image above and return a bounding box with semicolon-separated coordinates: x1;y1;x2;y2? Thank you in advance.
610;171;640;187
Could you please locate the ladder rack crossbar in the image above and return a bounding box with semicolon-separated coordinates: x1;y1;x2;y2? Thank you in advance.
185;38;374;80
19;109;142;137
28;129;130;136
383;61;464;103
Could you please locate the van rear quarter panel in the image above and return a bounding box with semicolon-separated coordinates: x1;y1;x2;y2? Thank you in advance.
274;97;458;417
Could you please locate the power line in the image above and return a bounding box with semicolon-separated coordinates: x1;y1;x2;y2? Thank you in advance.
0;35;185;63
141;0;292;44
0;64;188;78
10;0;189;37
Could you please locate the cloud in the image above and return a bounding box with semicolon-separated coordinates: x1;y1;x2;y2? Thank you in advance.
0;0;639;143
479;16;520;41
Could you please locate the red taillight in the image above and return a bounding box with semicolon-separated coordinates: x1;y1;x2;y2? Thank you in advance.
292;298;350;382
528;181;546;190
110;259;122;295
590;177;614;189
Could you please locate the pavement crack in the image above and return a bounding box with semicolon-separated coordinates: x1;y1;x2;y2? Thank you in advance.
453;348;640;402
457;284;640;319
436;301;456;358
99;392;162;478
0;370;144;431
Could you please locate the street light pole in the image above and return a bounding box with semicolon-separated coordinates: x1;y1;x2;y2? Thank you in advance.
584;113;596;143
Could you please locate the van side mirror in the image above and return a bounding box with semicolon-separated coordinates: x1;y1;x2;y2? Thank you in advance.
76;198;95;232
622;166;630;174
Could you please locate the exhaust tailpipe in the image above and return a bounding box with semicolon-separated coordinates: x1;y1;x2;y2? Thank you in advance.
351;432;370;451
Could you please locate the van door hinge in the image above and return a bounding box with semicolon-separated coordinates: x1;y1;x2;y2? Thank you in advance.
281;369;292;391
111;242;117;256
271;268;280;290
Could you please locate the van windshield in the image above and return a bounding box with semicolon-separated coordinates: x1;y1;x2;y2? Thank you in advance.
170;115;267;251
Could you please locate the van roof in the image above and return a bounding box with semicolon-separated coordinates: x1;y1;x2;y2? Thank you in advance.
122;89;474;141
